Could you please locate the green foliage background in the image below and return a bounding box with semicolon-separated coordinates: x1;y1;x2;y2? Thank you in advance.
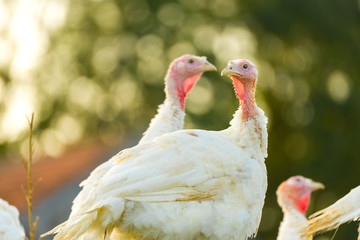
0;0;359;239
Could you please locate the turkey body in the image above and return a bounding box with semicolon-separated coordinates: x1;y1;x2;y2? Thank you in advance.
44;107;268;240
42;59;268;240
114;125;267;240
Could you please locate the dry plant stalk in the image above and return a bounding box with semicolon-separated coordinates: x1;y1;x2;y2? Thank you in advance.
21;113;42;240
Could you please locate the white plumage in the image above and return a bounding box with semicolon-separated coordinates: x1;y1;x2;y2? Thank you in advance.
277;210;308;240
276;176;324;240
0;198;25;240
305;185;360;240
69;55;215;218
42;59;268;240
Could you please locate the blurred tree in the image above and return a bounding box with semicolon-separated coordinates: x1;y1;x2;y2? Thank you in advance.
0;0;359;238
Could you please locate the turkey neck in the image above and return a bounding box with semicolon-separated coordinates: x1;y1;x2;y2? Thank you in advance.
226;78;268;159
139;99;185;144
164;74;185;116
165;70;188;111
277;208;307;240
231;78;260;132
232;76;258;121
138;73;185;144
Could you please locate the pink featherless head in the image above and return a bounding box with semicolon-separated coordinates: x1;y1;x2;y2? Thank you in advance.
221;59;257;101
221;59;262;121
167;54;216;110
277;176;324;215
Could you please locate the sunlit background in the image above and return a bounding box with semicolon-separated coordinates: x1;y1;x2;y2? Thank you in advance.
0;0;359;239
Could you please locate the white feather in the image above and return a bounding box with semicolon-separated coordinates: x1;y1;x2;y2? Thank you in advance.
138;99;184;145
305;185;360;238
277;209;308;240
0;199;25;240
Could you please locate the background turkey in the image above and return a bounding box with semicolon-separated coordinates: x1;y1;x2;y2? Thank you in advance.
276;176;324;240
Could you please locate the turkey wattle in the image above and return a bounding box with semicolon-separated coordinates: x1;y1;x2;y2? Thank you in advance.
41;59;268;240
276;176;324;240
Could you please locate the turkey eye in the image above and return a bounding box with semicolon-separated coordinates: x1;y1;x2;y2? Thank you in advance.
188;59;194;64
243;64;248;69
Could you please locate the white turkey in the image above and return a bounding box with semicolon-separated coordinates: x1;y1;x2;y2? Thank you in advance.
304;185;360;240
276;176;324;240
41;59;268;240
70;55;216;219
0;198;25;240
139;54;217;144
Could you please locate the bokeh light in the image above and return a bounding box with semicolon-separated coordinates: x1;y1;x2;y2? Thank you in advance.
0;0;359;239
327;71;351;104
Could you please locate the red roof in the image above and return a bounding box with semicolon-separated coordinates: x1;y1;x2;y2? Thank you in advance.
0;141;115;213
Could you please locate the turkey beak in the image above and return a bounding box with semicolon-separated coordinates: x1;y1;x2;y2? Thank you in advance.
199;59;217;72
221;64;241;77
309;180;325;191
